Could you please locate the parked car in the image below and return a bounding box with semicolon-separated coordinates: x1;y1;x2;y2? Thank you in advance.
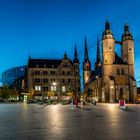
61;100;70;105
27;99;37;104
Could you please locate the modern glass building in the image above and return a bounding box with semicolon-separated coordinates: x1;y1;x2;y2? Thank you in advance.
2;65;26;86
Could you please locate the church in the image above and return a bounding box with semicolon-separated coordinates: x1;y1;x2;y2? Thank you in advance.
83;20;137;103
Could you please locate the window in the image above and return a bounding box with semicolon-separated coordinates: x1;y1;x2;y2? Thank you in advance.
35;78;40;83
68;79;71;83
51;71;55;75
62;79;65;83
62;86;65;92
35;71;37;75
121;69;124;75
43;79;48;83
117;69;120;75
51;86;56;91
76;71;79;75
43;86;48;91
43;71;45;75
62;71;65;75
35;86;41;91
67;71;70;75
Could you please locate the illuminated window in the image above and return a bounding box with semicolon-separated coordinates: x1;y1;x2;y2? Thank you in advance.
51;86;56;91
62;86;65;92
35;86;41;91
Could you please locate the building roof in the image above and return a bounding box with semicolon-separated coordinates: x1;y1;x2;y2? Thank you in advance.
28;58;73;68
28;58;62;68
88;66;102;83
113;53;127;64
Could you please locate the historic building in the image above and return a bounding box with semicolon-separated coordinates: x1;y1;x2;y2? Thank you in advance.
83;20;137;103
27;47;80;100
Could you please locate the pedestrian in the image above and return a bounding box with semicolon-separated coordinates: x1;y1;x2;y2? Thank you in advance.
94;100;96;106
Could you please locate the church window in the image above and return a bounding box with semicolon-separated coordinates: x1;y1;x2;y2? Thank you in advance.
117;69;120;75
121;69;124;75
109;46;111;50
129;48;131;51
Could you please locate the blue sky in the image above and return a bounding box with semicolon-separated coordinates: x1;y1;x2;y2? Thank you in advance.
0;0;140;86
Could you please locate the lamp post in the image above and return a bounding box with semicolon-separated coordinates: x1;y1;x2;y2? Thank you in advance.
96;76;99;101
52;82;57;100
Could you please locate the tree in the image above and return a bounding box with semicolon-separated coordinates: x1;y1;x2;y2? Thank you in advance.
0;86;10;99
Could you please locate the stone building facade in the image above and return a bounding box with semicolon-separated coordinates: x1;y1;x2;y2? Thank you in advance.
83;20;137;103
27;47;80;100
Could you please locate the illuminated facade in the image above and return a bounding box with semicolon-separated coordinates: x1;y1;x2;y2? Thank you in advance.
27;47;80;99
83;20;137;102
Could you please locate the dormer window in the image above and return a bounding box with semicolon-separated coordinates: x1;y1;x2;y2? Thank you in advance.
36;64;39;68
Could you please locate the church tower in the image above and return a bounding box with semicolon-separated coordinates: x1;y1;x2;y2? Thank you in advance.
122;23;134;77
73;44;80;96
122;24;136;101
83;37;91;85
102;20;115;102
102;20;115;65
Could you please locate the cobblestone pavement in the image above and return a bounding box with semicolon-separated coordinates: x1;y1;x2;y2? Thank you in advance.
0;103;140;140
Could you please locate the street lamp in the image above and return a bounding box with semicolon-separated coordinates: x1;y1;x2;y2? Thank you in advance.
95;76;99;101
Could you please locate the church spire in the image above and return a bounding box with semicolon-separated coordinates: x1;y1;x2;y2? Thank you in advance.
102;19;114;39
74;43;78;59
95;37;101;69
64;52;68;59
73;43;79;63
84;36;89;62
105;20;110;30
96;37;101;63
122;23;133;41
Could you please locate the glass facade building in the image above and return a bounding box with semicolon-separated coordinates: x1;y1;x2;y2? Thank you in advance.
2;65;26;86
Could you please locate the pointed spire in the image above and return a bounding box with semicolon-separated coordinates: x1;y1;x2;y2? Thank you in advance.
105;20;110;30
102;19;113;39
73;43;79;63
96;37;101;63
28;55;31;60
124;23;129;32
122;23;133;41
74;43;78;59
84;36;89;62
64;52;67;59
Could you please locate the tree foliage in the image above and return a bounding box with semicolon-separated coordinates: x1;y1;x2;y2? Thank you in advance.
0;86;18;99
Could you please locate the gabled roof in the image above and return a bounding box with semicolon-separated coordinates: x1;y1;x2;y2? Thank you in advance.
113;53;127;64
88;66;102;83
28;58;62;68
28;58;74;68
